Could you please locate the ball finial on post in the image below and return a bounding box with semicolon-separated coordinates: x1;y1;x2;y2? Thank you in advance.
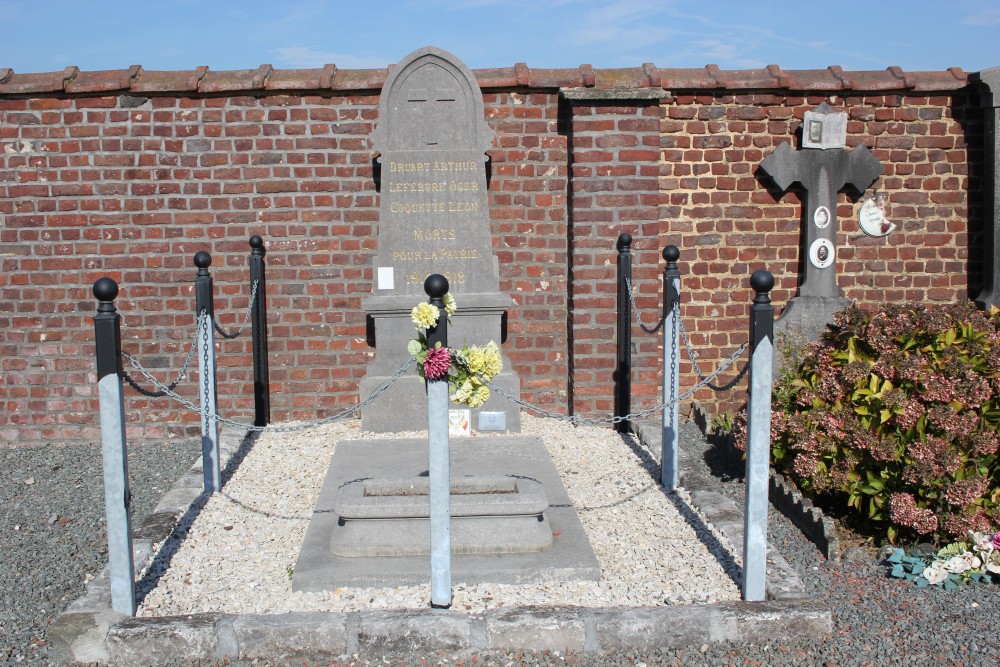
424;274;449;302
249;235;266;256
663;244;680;264
750;269;775;303
616;232;632;252
93;277;119;304
194;251;212;271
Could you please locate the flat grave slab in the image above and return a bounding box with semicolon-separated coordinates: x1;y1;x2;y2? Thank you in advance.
293;436;601;591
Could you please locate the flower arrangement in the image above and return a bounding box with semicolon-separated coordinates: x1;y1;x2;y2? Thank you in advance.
406;295;503;408
885;530;1000;589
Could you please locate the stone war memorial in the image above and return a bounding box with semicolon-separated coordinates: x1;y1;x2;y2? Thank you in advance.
359;46;522;433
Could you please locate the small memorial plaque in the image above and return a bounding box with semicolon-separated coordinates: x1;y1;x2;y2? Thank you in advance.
858;196;895;237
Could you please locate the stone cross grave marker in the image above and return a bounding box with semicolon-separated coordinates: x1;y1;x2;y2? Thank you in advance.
359;46;521;433
759;102;882;347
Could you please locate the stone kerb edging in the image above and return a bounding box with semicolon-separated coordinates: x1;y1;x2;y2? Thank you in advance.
96;600;831;665
691;405;841;561
49;423;831;665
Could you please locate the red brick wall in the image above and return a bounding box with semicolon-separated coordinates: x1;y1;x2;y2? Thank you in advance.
0;65;982;445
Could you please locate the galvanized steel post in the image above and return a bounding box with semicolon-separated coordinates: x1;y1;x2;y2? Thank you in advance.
424;273;452;608
92;277;136;616
615;232;633;433
661;245;681;490
249;235;270;427
743;269;775;601
194;251;221;494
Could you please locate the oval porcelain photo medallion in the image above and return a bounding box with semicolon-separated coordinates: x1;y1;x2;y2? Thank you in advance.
813;205;831;229
809;238;835;269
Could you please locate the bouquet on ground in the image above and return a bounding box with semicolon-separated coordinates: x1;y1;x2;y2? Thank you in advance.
407;295;503;408
885;530;1000;589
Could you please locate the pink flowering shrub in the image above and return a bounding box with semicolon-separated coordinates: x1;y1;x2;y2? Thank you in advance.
736;301;1000;545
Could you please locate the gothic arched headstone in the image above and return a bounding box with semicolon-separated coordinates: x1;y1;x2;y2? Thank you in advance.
360;46;521;433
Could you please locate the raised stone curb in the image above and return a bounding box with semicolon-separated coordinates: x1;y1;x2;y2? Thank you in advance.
50;423;832;665
93;601;831;665
691;405;842;560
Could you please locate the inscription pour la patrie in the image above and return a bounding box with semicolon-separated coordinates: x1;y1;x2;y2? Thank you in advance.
386;160;484;286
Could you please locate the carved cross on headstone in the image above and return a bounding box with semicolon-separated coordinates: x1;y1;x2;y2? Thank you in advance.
760;102;882;299
407;86;457;146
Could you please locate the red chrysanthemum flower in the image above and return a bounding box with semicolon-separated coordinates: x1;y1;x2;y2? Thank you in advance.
423;346;451;380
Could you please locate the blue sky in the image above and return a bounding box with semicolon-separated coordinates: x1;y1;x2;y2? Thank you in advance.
2;0;998;75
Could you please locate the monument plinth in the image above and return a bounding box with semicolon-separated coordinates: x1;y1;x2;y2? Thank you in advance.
360;46;521;433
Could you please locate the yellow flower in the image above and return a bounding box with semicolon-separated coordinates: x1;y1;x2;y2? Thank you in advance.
467;381;491;408
443;293;457;316
464;346;487;374
450;379;473;404
411;302;440;330
481;341;502;378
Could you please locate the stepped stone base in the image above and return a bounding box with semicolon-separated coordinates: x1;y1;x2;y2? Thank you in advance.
332;475;553;557
293;437;599;591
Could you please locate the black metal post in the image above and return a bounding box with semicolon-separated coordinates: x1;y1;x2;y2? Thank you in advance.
194;251;215;320
249;236;270;427
194;251;221;493
424;273;449;350
661;244;681;489
92;277;136;615
423;273;452;607
744;269;775;601
749;270;775;354
615;232;633;433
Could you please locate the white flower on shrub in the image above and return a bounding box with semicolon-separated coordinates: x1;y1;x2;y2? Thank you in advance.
923;563;948;584
970;531;994;554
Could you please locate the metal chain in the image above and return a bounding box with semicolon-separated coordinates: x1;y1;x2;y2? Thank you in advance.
482;342;748;425
121;311;207;398
213;279;259;340
126;354;416;433
201;309;212;435
678;316;751;391
624;277;665;334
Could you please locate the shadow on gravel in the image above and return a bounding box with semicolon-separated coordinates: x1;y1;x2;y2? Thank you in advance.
615;430;742;589
135;430;260;605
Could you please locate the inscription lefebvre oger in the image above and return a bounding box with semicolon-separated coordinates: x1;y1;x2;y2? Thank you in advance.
373;49;497;296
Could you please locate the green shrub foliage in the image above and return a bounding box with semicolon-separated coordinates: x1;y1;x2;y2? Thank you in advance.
736;301;1000;545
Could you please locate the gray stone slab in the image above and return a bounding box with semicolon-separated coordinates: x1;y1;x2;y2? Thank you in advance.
293;437;600;591
356;609;480;655
485;607;587;652
106;613;228;667
232;612;349;660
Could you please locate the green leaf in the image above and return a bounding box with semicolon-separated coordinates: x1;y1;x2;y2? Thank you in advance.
880;409;892;423
406;339;423;356
916;578;929;588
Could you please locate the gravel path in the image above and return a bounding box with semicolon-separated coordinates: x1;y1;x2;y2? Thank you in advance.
6;418;1000;666
138;416;741;615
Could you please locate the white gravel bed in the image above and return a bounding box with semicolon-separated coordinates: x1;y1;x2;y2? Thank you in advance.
137;415;741;616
